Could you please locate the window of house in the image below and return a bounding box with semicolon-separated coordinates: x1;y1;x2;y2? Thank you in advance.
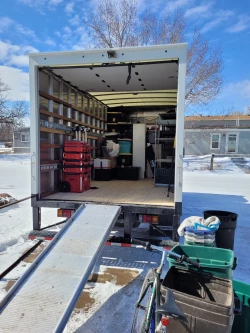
211;134;220;149
21;133;30;142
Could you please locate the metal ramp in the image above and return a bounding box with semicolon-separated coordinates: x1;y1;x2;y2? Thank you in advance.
0;204;121;333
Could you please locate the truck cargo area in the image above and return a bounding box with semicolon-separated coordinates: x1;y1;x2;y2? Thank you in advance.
29;44;186;239
46;179;174;206
38;58;178;205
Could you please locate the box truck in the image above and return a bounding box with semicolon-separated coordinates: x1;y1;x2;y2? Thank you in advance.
29;43;187;241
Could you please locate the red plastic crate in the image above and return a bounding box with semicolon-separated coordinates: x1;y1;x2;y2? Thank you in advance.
63;152;84;160
83;174;91;190
83;154;91;161
64;141;88;146
64;141;91;153
63;161;84;173
63;173;84;193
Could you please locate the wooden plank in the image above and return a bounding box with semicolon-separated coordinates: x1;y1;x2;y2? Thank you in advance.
39;92;106;123
40;143;63;149
40;160;61;164
72;105;106;122
40;127;73;136
40;109;104;131
40;127;98;140
40;91;71;107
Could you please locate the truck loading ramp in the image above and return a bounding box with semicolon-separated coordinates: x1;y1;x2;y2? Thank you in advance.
0;204;121;333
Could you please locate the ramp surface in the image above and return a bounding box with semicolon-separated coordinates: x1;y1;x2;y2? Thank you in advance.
0;204;121;333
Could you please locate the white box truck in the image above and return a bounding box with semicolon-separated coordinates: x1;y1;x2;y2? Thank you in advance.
29;43;187;241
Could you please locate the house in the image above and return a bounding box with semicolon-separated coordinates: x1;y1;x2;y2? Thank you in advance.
13;127;30;153
184;115;250;155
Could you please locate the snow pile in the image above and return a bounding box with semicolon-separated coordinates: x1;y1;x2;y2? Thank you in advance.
183;155;246;174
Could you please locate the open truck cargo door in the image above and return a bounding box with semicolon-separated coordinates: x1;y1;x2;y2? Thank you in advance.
29;43;187;241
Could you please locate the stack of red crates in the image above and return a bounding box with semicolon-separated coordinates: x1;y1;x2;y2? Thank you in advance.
62;141;91;193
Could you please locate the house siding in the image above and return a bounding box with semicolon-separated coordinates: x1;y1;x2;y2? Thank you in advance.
185;131;224;155
13;128;30;153
184;117;250;156
238;132;250;154
184;130;250;155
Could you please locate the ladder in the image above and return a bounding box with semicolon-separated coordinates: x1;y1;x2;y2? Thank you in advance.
0;204;121;333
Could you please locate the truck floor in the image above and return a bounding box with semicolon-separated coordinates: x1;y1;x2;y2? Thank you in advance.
46;179;174;207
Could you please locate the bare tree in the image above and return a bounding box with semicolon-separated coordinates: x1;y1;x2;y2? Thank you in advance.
0;77;28;141
88;0;223;107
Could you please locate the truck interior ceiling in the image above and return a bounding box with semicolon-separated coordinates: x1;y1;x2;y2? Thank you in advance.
39;59;178;207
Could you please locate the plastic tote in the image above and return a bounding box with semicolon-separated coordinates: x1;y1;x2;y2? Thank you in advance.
118;139;132;154
232;280;250;333
161;267;235;333
204;210;238;250
168;245;237;279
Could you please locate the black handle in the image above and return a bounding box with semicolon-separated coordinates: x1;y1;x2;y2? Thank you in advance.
131;238;151;250
182;255;200;268
234;295;242;315
233;257;238;270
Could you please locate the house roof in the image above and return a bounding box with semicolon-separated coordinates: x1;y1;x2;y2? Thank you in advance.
185;115;250;121
14;127;30;132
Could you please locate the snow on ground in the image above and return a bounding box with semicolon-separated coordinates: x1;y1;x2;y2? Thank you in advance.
183;155;246;174
0;153;250;332
0;154;64;285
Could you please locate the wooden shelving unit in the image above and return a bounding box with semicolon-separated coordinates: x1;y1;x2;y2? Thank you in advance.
39;69;108;194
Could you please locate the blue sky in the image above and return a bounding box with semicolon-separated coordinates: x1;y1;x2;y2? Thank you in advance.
0;0;250;117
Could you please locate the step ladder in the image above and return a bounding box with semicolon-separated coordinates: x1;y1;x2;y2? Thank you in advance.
0;204;121;333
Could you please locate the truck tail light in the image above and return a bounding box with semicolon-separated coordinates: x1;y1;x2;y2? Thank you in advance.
139;215;159;224
57;209;74;218
151;216;159;224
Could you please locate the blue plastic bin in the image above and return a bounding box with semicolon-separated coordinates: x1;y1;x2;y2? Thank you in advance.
118;140;132;154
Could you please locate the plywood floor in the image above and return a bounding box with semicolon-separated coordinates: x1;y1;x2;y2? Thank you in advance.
47;179;174;207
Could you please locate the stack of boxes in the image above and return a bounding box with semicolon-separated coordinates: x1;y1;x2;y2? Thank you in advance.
62;141;91;193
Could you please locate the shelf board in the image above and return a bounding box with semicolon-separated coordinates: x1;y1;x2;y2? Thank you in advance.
155;158;173;162
119;153;133;156
107;122;132;125
156;138;175;141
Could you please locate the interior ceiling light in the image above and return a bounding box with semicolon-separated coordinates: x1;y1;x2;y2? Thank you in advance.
107;50;117;58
